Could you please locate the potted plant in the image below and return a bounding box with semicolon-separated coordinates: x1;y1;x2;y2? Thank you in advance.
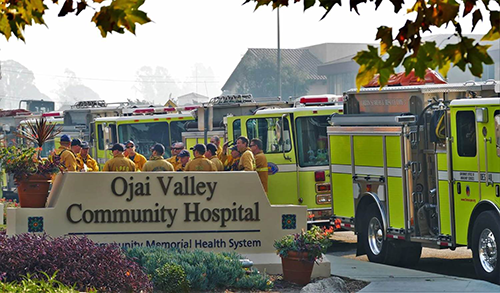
0;118;62;208
273;225;334;285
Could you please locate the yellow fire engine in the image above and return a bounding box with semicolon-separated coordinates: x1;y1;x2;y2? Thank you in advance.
222;95;343;224
328;81;500;283
92;106;197;167
91;94;343;225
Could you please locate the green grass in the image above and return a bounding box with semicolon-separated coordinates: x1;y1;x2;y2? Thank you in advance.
0;272;78;292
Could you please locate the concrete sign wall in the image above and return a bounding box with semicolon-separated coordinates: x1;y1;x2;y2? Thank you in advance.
7;172;307;254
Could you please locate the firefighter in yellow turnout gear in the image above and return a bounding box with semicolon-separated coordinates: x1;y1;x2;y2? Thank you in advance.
210;135;223;160
143;143;174;171
124;140;147;171
250;138;268;193
103;144;136;172
167;142;185;170
77;141;99;171
52;134;77;172
206;143;224;171
236;136;255;171
185;144;216;171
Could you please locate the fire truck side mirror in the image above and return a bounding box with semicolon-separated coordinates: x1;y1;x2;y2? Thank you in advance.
280;114;292;162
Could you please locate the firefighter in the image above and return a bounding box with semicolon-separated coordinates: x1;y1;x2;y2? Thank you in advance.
143;143;174;171
236;136;256;171
226;145;241;171
185;144;216;171
124;140;147;171
175;150;191;171
71;139;84;172
250;138;268;193
210;135;223;160
103;143;136;172
167;142;185;170
78;141;99;172
205;143;224;171
219;140;232;165
53;134;77;171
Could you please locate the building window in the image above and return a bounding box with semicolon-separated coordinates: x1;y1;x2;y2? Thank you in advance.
328;72;356;95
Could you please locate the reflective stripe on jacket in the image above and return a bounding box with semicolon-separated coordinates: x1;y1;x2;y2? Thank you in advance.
185;155;216;171
103;154;136;172
143;156;174;171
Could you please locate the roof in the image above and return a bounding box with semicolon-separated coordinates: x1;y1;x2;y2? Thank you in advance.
222;48;326;91
177;92;209;106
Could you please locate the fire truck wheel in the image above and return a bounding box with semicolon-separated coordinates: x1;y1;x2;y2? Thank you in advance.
363;203;401;265
397;243;422;268
472;211;500;284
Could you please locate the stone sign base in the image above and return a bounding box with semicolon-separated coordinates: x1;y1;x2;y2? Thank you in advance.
7;172;310;257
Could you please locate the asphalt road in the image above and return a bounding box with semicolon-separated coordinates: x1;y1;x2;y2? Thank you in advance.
328;231;477;279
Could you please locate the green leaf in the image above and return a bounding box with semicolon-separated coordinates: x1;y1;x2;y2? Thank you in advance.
376;26;393;55
467;43;493;76
0;15;12;40
471;9;482;32
92;0;151;37
349;0;368;15
481;11;499;41
318;0;341;19
385;46;406;67
432;0;460;27
388;0;404;13
353;46;384;90
304;0;316;10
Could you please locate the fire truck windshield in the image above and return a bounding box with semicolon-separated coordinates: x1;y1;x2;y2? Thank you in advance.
118;122;170;158
116;120;188;158
296;116;329;167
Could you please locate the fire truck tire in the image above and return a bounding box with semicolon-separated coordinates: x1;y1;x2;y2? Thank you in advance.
362;203;402;265
397;243;422;268
472;211;500;284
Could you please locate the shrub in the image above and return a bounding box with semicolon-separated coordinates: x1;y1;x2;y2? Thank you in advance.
154;263;189;293
274;225;334;262
0;272;78;292
125;247;272;291
0;234;152;292
0;198;19;225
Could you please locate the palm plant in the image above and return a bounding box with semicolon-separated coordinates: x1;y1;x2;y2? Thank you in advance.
17;117;62;150
0;117;64;181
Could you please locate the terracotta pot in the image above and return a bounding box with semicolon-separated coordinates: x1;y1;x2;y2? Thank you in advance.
16;174;51;208
281;251;314;286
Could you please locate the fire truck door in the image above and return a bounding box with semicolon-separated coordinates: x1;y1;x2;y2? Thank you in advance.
478;108;500;205
451;108;481;245
95;122;117;168
241;115;298;204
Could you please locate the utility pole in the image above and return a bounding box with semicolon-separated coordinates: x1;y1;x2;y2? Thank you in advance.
277;7;282;100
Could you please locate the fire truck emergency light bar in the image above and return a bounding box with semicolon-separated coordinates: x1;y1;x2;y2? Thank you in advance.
41;111;64;118
296;95;343;106
127;106;200;115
